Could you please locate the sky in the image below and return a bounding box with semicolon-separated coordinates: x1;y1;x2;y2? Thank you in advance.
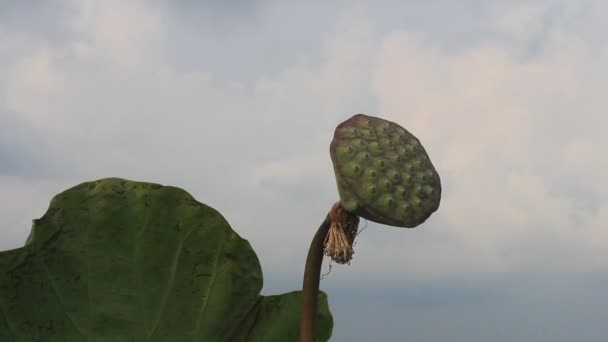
1;1;607;341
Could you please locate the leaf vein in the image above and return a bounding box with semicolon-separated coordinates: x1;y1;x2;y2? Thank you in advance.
39;258;87;338
0;299;16;341
147;222;184;339
192;232;228;341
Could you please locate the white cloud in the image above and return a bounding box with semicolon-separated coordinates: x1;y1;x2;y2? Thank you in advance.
0;2;379;275
6;46;63;121
0;175;73;250
369;12;608;276
1;1;607;284
69;0;166;67
491;3;545;40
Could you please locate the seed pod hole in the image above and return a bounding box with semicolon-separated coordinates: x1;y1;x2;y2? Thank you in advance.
374;159;386;168
342;162;362;177
387;170;400;181
410;196;422;207
340;127;358;138
380;178;392;190
352;138;366;148
423;185;433;195
365;169;378;179
359;129;374;139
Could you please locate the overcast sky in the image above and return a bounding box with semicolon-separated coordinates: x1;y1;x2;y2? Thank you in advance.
1;1;607;341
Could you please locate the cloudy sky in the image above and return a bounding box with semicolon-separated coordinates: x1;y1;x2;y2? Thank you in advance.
1;1;607;340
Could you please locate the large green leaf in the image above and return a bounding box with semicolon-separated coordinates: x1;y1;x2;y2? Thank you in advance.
0;178;332;341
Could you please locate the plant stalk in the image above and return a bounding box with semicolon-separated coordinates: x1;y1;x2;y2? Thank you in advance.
300;214;331;342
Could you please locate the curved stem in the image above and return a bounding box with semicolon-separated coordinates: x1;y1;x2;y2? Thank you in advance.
300;214;331;342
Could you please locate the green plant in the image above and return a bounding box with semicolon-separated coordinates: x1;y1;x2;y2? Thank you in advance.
300;114;441;342
0;114;440;342
0;178;333;341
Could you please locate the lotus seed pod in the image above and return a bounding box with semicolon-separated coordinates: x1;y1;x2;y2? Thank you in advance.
330;114;441;228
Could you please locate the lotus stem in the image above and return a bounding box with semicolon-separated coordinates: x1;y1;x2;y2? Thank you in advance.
300;202;359;342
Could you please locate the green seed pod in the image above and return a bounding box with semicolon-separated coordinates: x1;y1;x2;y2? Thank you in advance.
330;114;441;228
